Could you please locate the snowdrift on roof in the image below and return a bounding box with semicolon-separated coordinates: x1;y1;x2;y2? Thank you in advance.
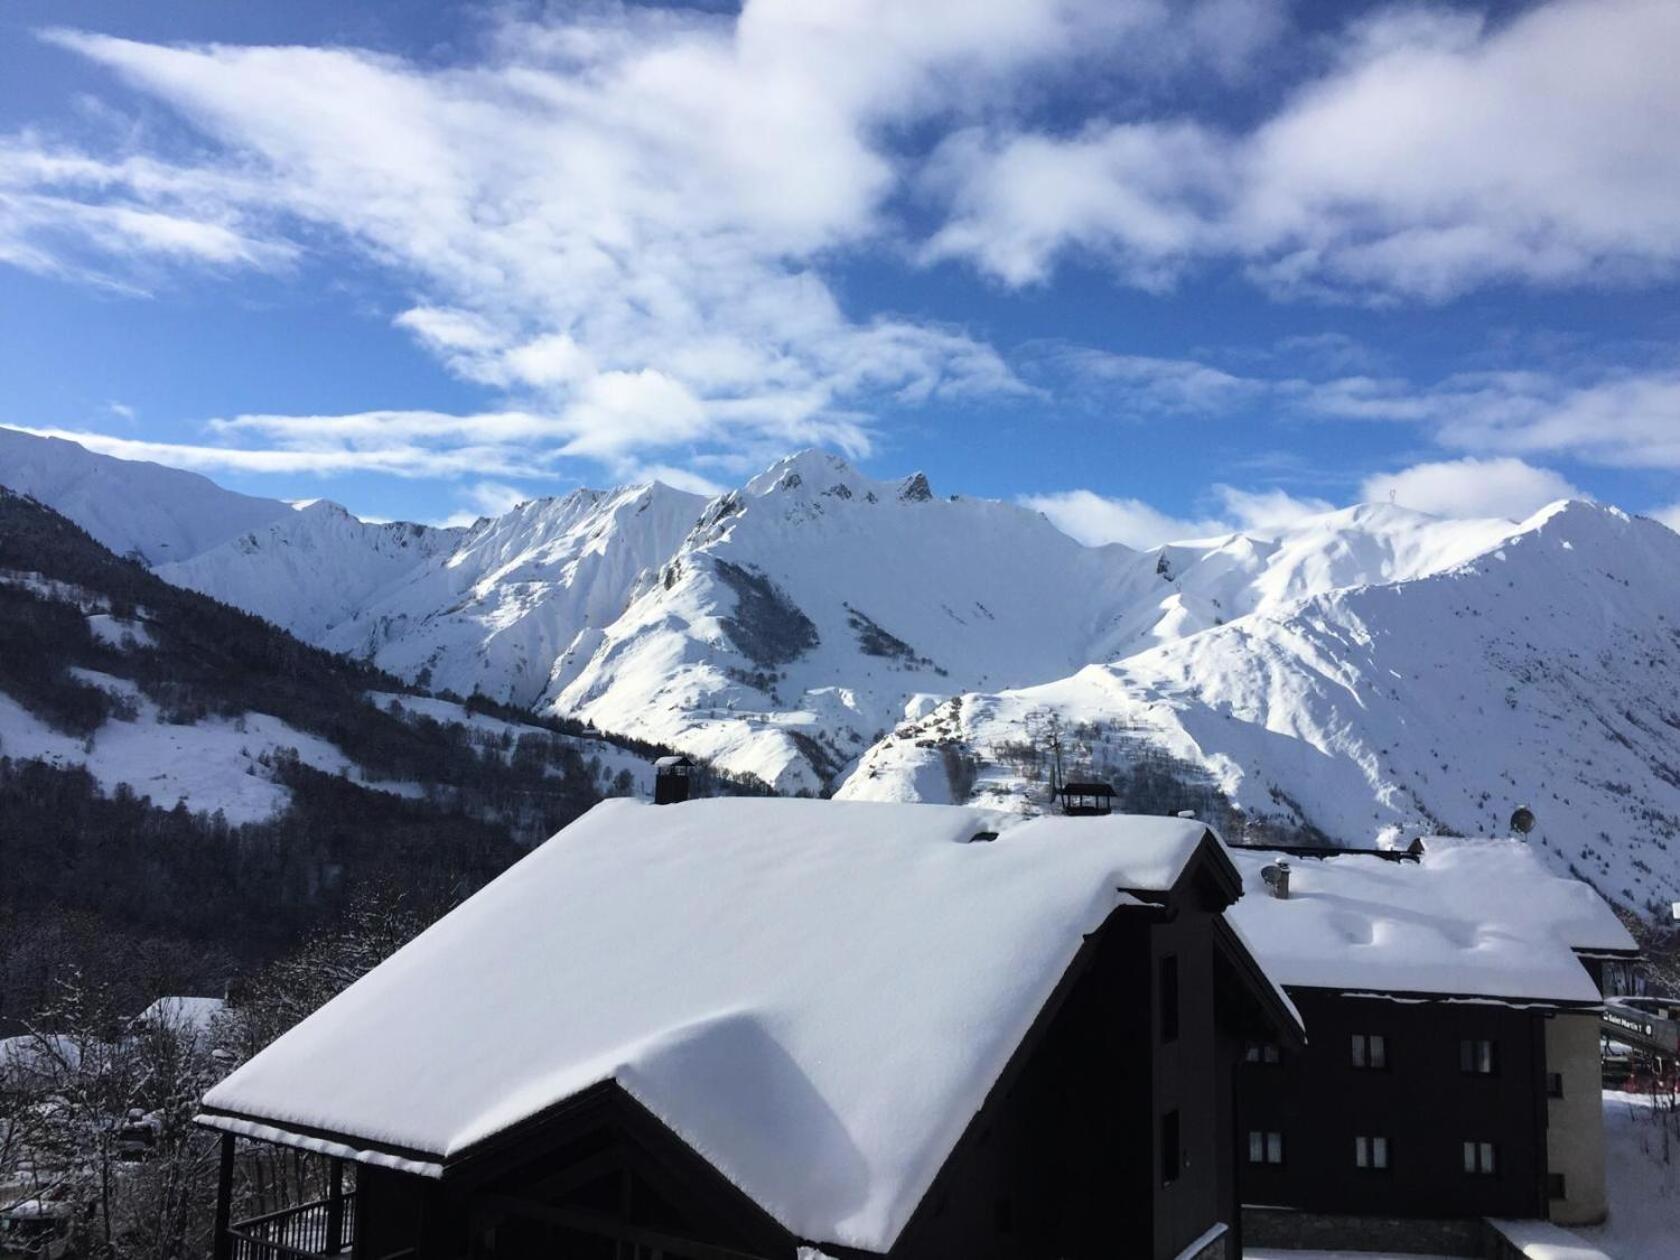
1227;836;1633;1003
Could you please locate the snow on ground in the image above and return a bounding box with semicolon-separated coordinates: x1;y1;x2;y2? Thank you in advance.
86;612;156;649
0;676;420;824
1573;1091;1680;1259
203;801;1214;1253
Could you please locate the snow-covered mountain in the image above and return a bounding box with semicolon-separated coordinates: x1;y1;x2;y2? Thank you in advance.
0;427;292;563
841;500;1680;914
7;427;1680;910
158;500;459;642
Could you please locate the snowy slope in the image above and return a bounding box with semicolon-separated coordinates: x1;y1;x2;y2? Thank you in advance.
841;502;1680;912
14;430;1680;908
0;426;292;564
321;484;707;705
157;501;460;642
546;452;1164;791
0;670;419;824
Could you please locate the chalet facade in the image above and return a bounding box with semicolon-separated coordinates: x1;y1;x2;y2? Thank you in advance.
198;799;1303;1260
1226;839;1637;1253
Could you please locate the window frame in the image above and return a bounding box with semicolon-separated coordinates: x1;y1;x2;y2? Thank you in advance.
1462;1140;1498;1175
1351;1032;1388;1070
1246;1129;1285;1166
1354;1134;1390;1171
1459;1037;1498;1076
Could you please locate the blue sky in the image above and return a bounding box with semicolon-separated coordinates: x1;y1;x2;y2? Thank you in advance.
2;0;1678;542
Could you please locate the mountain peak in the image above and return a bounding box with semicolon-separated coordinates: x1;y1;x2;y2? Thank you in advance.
744;450;870;500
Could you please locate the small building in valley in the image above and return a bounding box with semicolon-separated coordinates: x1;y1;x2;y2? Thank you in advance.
197;798;1303;1260
1227;837;1637;1253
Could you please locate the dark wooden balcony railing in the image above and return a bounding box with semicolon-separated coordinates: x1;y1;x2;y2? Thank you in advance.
226;1192;356;1260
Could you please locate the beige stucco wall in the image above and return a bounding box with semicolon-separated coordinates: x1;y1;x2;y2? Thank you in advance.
1546;1012;1607;1225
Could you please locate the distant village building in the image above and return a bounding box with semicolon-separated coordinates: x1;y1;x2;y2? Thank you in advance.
197;799;1301;1260
1226;837;1637;1251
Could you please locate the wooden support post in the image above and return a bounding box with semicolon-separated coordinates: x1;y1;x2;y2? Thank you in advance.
212;1133;235;1260
327;1158;346;1255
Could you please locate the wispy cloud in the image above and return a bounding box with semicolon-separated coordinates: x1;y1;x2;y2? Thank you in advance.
1022;482;1334;549
1058;347;1680;471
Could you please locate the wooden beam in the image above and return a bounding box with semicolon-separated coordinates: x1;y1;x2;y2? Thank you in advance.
212;1133;235;1260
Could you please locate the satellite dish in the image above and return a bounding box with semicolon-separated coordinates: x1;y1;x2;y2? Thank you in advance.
1510;806;1536;836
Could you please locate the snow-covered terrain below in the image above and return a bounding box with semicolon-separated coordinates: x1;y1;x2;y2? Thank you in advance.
365;691;654;799
9;428;1680;910
0;669;418;824
1574;1091;1680;1260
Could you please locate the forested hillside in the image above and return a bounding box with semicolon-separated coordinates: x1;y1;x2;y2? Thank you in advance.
0;489;637;1029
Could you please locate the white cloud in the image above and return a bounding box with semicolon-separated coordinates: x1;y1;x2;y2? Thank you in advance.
11;419;560;479
27;9;1080;472
1021;489;1228;549
1359;457;1582;521
1214;484;1334;534
1650;504;1680;533
1024;481;1337;548
924;0;1680;299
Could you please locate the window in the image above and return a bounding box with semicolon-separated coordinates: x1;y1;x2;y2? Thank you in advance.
1247;1130;1284;1165
1463;1141;1498;1175
1160;955;1180;1043
1548;1173;1567;1200
1351;1033;1388;1070
1460;1038;1497;1075
1546;1071;1564;1099
1355;1135;1390;1170
1161;1110;1181;1184
1244;1041;1281;1064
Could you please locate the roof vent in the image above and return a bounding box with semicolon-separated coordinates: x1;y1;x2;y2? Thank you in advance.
1260;860;1291;900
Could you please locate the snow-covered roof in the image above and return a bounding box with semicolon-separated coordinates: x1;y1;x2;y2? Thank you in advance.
136;995;225;1035
202;798;1222;1252
1227;837;1636;1004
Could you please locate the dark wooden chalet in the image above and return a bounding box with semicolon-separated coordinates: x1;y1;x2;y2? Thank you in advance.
198;799;1302;1260
1225;838;1638;1252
